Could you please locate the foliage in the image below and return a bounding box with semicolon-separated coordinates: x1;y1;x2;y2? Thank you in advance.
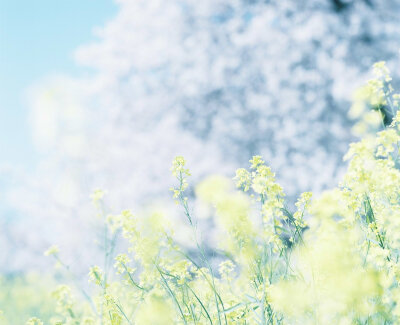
17;62;400;324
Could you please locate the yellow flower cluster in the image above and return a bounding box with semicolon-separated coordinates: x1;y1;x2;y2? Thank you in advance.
349;61;398;136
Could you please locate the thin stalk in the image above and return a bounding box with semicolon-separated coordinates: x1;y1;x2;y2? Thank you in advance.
156;264;188;325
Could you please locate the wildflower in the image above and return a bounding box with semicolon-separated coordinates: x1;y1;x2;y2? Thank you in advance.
170;156;190;178
88;266;104;286
219;260;235;280
249;155;264;169
90;188;105;203
114;254;133;274
170;156;191;203
373;61;391;82
26;318;43;325
293;191;312;228
44;245;59;256
234;168;252;191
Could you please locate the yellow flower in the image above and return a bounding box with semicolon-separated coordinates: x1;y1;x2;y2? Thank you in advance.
44;245;59;256
26;317;43;325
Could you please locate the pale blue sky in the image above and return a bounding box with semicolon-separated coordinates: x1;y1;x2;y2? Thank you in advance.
0;0;116;168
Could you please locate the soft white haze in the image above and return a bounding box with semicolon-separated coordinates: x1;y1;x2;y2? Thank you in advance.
4;0;400;271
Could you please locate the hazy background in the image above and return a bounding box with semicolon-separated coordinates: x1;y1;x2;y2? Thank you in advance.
1;0;400;273
0;0;116;165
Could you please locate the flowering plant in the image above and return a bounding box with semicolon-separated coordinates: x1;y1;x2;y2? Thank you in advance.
15;62;400;324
